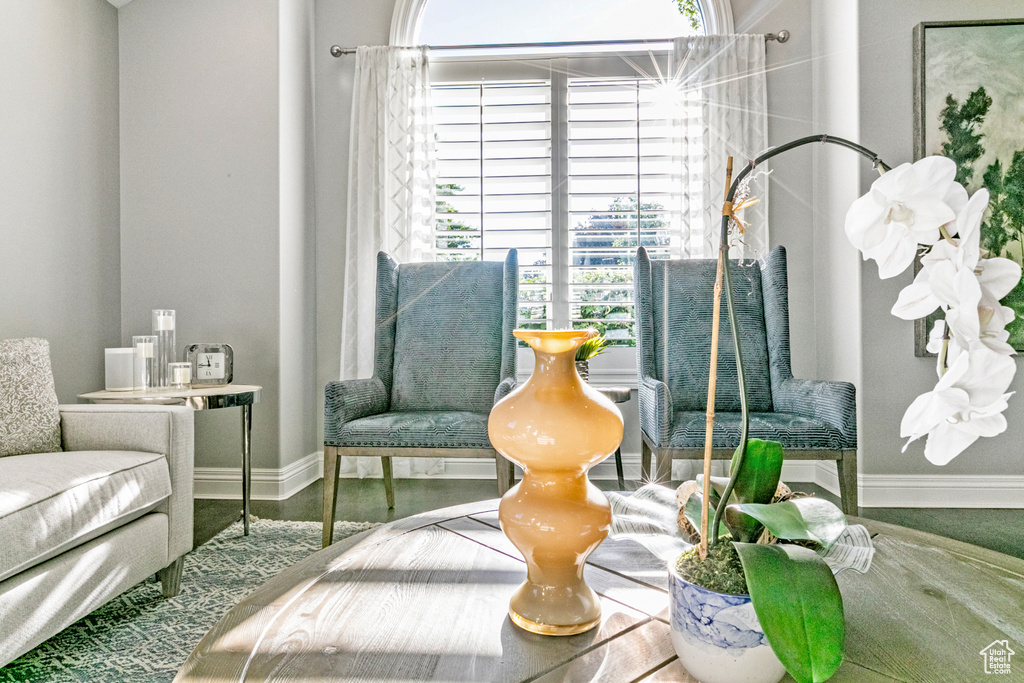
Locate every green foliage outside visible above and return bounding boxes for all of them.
[437,185,672,345]
[570,196,670,343]
[435,183,476,258]
[937,87,1024,348]
[673,0,702,32]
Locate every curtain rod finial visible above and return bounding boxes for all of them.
[330,45,344,58]
[767,30,790,43]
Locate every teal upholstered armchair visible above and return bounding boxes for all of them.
[322,250,518,546]
[633,246,858,514]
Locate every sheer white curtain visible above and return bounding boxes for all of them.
[672,34,768,482]
[675,34,768,260]
[339,46,438,478]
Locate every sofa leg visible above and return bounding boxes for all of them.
[641,439,653,481]
[382,456,395,510]
[837,450,859,516]
[322,446,341,548]
[158,556,185,598]
[655,448,673,484]
[495,453,514,495]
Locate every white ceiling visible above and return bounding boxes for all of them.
[107,0,134,7]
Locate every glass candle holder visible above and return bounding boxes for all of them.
[153,309,176,389]
[133,335,158,391]
[168,362,192,390]
[104,348,135,391]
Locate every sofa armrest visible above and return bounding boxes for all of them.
[324,378,389,445]
[773,378,857,449]
[638,375,672,446]
[494,376,516,404]
[59,404,194,562]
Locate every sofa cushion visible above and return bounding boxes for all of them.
[665,410,849,451]
[0,450,171,582]
[0,338,62,457]
[336,411,492,449]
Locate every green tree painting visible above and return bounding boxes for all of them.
[938,86,1024,348]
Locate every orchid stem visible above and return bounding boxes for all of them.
[709,134,891,549]
[937,335,950,378]
[937,224,957,246]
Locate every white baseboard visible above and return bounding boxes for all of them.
[859,474,1024,508]
[199,450,1024,508]
[194,451,323,501]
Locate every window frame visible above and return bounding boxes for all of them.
[397,0,733,386]
[390,0,734,45]
[432,52,693,387]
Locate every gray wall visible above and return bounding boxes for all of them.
[279,0,320,468]
[732,0,817,379]
[313,0,394,445]
[0,0,120,403]
[119,0,282,469]
[857,0,1024,478]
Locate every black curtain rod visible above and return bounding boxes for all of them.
[330,30,789,57]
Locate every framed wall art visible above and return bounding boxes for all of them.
[913,18,1024,355]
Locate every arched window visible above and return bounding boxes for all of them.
[395,0,734,377]
[391,0,734,45]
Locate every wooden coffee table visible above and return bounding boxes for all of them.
[175,500,1024,682]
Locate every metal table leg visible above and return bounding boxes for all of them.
[614,447,625,489]
[242,403,252,536]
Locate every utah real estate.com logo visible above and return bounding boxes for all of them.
[980,640,1015,675]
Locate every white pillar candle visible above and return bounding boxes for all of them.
[171,363,191,386]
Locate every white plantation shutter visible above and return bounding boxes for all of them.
[567,78,698,342]
[429,44,764,354]
[433,80,554,330]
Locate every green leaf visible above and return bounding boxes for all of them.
[734,542,845,683]
[684,491,727,541]
[729,498,848,549]
[729,439,784,504]
[721,439,784,542]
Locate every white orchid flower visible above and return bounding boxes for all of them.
[900,346,1016,465]
[845,156,959,279]
[891,189,988,321]
[926,319,966,377]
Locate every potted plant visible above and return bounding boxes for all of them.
[574,334,607,381]
[668,439,851,683]
[622,134,1021,683]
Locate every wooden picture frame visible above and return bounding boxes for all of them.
[912,18,1024,356]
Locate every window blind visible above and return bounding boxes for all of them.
[432,81,554,330]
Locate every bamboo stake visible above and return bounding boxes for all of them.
[699,156,733,561]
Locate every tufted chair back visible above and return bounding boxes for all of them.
[373,250,518,413]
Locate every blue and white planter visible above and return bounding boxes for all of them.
[668,564,787,683]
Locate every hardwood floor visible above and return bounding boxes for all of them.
[194,477,1024,560]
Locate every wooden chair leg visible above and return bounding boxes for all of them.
[496,453,514,495]
[158,556,185,597]
[322,446,341,548]
[382,455,395,509]
[655,447,673,483]
[837,450,859,516]
[641,439,653,481]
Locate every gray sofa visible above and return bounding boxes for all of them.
[0,403,194,666]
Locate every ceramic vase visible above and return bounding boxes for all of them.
[489,329,623,636]
[668,564,786,683]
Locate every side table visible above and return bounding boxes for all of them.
[597,386,631,489]
[78,384,262,535]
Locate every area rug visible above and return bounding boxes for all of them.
[0,518,380,683]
